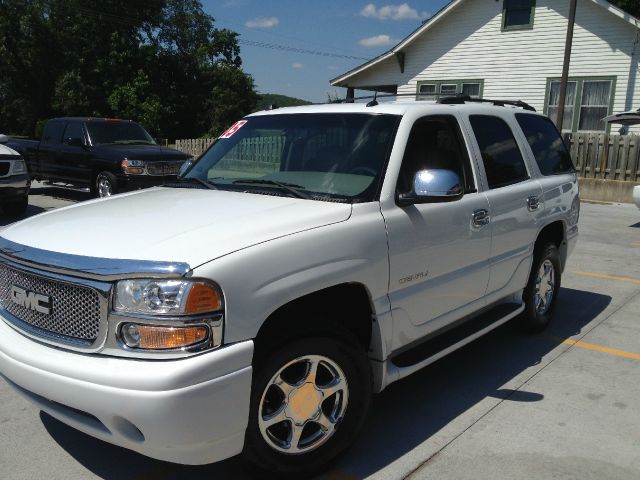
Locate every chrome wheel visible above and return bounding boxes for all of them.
[258,354,349,455]
[97,176,113,197]
[535,259,555,314]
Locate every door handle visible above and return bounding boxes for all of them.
[527,195,541,212]
[472,209,490,228]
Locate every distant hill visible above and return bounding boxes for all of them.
[255,93,312,111]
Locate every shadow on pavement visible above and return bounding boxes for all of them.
[40,287,610,480]
[0,204,46,227]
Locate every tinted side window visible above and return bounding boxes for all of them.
[42,120,65,144]
[469,115,529,189]
[62,122,85,143]
[398,115,475,194]
[515,113,574,175]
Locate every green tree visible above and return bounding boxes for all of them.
[0,0,257,138]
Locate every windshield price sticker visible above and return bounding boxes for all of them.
[219,120,247,139]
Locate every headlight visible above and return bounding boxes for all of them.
[12,159,27,175]
[121,159,147,175]
[114,279,223,316]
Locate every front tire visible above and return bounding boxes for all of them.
[242,335,372,477]
[518,243,561,333]
[2,196,28,217]
[93,171,118,198]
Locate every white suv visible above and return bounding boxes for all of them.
[0,98,579,476]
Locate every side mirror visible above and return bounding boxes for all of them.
[397,169,463,206]
[178,159,193,178]
[0,134,8,144]
[66,137,84,147]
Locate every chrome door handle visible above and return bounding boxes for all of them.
[527,195,541,212]
[472,209,490,227]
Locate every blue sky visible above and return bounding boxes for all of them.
[201,1,451,103]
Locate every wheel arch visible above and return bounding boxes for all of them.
[252,282,376,363]
[535,220,567,271]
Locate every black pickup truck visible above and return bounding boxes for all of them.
[7,118,191,197]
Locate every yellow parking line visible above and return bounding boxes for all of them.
[548,336,640,361]
[575,271,640,284]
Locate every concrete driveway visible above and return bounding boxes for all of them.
[1,186,639,480]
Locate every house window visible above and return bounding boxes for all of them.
[503,0,536,30]
[545,77,615,132]
[417,80,484,100]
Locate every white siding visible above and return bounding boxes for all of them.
[341,0,640,132]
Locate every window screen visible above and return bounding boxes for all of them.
[547,81,577,131]
[470,115,529,189]
[503,0,535,29]
[579,81,611,131]
[516,114,574,175]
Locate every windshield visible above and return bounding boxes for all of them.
[86,122,155,146]
[184,113,401,202]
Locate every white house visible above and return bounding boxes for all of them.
[331,0,640,133]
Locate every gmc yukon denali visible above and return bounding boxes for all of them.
[7,117,191,197]
[0,98,579,476]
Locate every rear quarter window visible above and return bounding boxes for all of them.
[515,114,574,175]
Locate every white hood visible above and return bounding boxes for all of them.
[1,187,352,268]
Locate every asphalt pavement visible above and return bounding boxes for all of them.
[0,186,639,480]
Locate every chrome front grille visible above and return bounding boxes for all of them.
[0,263,101,342]
[146,160,183,176]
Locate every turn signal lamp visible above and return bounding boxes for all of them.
[121,323,209,350]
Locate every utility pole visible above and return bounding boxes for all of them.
[556,0,578,130]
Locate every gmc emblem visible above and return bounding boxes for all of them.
[10,285,52,315]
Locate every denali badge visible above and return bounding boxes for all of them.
[10,285,52,315]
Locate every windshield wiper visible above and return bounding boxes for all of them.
[232,179,310,200]
[176,177,218,190]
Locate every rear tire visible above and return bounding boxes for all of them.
[93,171,118,198]
[2,196,28,217]
[517,243,561,333]
[242,335,372,477]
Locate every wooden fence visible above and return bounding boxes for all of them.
[177,133,640,183]
[564,133,640,182]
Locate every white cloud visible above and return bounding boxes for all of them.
[360,3,428,21]
[358,34,397,47]
[292,63,304,69]
[245,16,279,28]
[327,65,340,71]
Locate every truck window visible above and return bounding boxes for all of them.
[62,121,85,143]
[86,122,154,146]
[188,113,401,202]
[515,113,575,175]
[469,115,529,189]
[42,120,65,144]
[397,115,474,194]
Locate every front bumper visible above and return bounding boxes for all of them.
[116,174,178,192]
[0,318,253,465]
[0,174,30,201]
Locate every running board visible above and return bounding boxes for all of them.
[386,303,524,385]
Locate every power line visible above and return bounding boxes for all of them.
[237,39,369,61]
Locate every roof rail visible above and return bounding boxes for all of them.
[437,95,536,112]
[330,92,536,111]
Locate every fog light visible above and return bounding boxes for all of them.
[122,323,141,347]
[120,323,209,350]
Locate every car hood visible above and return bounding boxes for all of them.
[0,188,352,268]
[91,144,191,161]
